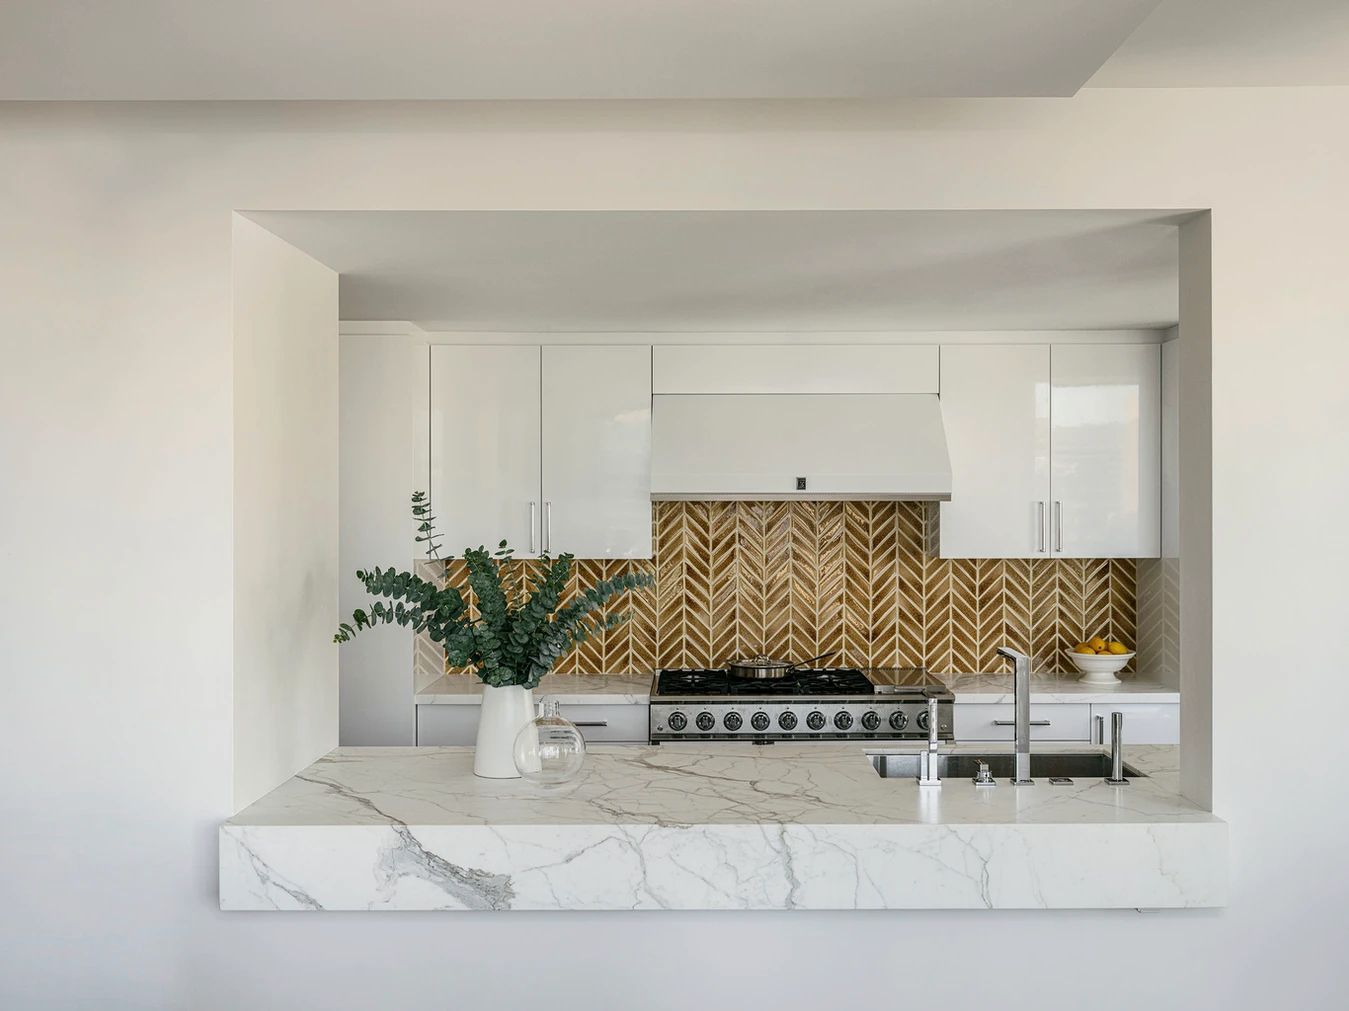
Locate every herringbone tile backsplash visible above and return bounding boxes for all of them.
[436,501,1136,677]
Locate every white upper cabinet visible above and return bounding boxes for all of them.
[430,344,653,561]
[1050,344,1161,558]
[653,344,938,394]
[938,345,1051,558]
[430,346,543,556]
[542,346,652,558]
[939,343,1161,559]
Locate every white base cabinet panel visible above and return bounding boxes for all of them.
[418,703,648,745]
[954,703,1091,742]
[1090,703,1179,745]
[955,702,1179,745]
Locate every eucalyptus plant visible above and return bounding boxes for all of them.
[334,492,653,689]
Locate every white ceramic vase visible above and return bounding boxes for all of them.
[473,684,536,779]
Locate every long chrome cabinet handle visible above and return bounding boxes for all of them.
[1054,500,1063,552]
[993,719,1051,727]
[544,500,552,553]
[529,501,537,554]
[571,721,609,728]
[1094,714,1105,744]
[1037,501,1047,552]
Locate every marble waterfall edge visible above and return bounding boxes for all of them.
[221,744,1226,912]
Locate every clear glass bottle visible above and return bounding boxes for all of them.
[512,698,586,788]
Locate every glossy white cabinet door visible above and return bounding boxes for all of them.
[542,346,652,558]
[938,345,1051,558]
[430,346,542,557]
[1050,344,1161,558]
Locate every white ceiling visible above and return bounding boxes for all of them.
[248,210,1181,332]
[1092,0,1349,87]
[0,1,1160,99]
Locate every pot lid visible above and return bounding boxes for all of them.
[728,653,791,669]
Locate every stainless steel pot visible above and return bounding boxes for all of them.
[725,650,838,679]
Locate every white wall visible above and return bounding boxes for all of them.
[232,215,339,806]
[1,93,1346,1009]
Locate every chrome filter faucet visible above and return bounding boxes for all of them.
[1106,711,1129,785]
[996,646,1034,785]
[918,697,941,786]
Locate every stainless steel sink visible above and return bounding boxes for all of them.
[869,752,1146,781]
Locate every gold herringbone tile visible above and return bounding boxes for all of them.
[434,500,1138,679]
[708,502,738,667]
[815,502,846,662]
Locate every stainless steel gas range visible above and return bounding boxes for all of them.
[649,666,954,743]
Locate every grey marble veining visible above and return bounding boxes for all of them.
[221,743,1223,911]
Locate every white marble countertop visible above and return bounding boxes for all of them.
[221,742,1223,911]
[945,673,1180,704]
[416,673,651,705]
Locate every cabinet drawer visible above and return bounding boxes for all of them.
[953,703,1091,742]
[417,702,649,746]
[416,705,480,746]
[558,704,649,743]
[1089,703,1179,745]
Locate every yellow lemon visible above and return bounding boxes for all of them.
[1087,636,1107,651]
[1073,645,1096,655]
[1107,641,1129,655]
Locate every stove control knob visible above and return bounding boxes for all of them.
[860,711,881,732]
[723,712,743,731]
[667,711,688,732]
[778,711,798,731]
[833,711,854,731]
[751,712,771,732]
[805,711,827,731]
[888,711,909,731]
[916,709,931,732]
[695,712,716,732]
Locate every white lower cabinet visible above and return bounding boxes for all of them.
[417,703,648,746]
[954,701,1179,744]
[1089,703,1179,745]
[953,703,1091,742]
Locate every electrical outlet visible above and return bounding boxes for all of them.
[795,476,807,491]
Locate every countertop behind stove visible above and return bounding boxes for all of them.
[417,671,1178,705]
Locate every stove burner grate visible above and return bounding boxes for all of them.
[655,667,876,697]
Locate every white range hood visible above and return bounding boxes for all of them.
[651,392,952,501]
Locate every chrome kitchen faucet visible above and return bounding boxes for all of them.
[996,646,1034,785]
[918,697,941,786]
